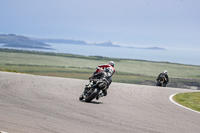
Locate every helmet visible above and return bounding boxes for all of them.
[109,61,115,67]
[164,70,167,74]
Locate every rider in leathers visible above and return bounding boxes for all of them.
[157,70,169,87]
[89,61,115,100]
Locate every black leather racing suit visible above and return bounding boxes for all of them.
[157,73,169,85]
[91,71,112,96]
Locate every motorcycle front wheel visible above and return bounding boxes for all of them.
[156,82,161,86]
[85,88,100,102]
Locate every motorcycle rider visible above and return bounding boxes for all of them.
[91,61,115,100]
[92,61,115,83]
[81,61,115,100]
[157,70,169,87]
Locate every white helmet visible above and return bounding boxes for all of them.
[164,70,167,74]
[109,61,115,67]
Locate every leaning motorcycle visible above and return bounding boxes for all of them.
[79,78,108,102]
[79,67,109,102]
[156,76,167,87]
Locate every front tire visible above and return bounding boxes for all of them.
[79,94,84,101]
[85,88,100,102]
[156,82,161,86]
[163,83,167,87]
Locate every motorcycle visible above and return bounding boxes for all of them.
[156,75,167,87]
[79,78,108,102]
[79,67,109,102]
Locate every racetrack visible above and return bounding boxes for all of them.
[0,72,200,133]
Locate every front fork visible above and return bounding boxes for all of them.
[82,81,94,98]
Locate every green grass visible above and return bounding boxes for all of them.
[173,92,200,112]
[1,49,200,79]
[0,48,200,89]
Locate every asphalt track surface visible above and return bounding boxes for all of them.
[0,72,200,133]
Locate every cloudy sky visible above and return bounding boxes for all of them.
[1,0,200,49]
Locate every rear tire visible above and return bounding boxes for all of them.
[85,88,100,102]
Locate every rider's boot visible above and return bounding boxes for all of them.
[96,92,104,100]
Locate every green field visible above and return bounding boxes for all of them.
[174,92,200,112]
[0,49,200,89]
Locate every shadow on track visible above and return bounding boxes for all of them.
[79,100,103,104]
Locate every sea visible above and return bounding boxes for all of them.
[0,43,200,66]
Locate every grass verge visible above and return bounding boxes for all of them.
[173,92,200,112]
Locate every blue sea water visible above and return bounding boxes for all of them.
[0,43,200,66]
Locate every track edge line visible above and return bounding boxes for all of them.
[169,93,200,114]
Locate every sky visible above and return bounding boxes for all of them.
[0,0,200,50]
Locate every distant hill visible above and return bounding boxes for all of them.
[126,46,166,50]
[0,34,166,50]
[91,42,121,47]
[33,38,88,45]
[0,34,52,49]
[33,38,121,47]
[34,38,165,50]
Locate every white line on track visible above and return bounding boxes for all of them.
[169,93,200,114]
